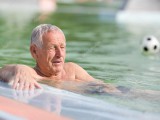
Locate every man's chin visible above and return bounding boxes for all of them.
[52,66,63,72]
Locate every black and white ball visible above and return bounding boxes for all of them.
[141,36,160,54]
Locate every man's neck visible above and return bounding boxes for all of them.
[34,65,65,80]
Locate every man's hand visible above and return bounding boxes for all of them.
[0,64,42,90]
[11,76,42,91]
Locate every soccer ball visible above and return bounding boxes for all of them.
[141,35,160,54]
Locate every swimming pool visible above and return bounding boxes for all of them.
[0,2,160,120]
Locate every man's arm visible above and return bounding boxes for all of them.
[0,64,42,90]
[72,63,121,94]
[0,64,15,82]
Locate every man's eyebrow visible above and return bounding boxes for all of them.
[46,44,56,48]
[49,44,56,46]
[48,44,66,47]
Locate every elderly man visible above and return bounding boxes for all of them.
[0,24,120,94]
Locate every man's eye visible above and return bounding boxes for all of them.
[48,46,56,50]
[61,46,66,48]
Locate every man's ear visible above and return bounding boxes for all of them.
[30,45,38,59]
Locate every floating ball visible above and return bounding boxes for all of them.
[141,36,160,54]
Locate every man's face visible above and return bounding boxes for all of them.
[36,31,66,75]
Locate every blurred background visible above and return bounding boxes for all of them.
[0,0,160,118]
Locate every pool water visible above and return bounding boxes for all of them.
[0,2,160,119]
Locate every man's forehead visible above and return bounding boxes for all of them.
[42,31,66,42]
[42,32,66,47]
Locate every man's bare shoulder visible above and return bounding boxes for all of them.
[0,64,33,71]
[64,62,77,73]
[64,62,83,72]
[15,64,35,72]
[64,62,78,69]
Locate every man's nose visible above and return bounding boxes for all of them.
[55,47,62,57]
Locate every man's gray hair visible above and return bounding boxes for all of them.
[31,24,64,48]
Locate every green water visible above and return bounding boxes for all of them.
[0,3,160,115]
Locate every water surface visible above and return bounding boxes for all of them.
[0,2,160,119]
